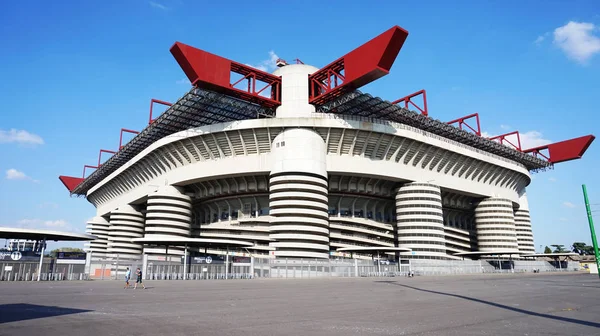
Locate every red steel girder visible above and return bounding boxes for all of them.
[119,128,139,150]
[392,89,428,116]
[98,149,117,166]
[83,165,98,178]
[309,25,409,105]
[489,131,522,151]
[170,42,282,108]
[447,113,482,136]
[523,135,595,164]
[149,99,173,124]
[58,176,85,192]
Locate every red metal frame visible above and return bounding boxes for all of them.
[149,99,172,124]
[489,131,522,151]
[119,128,139,150]
[447,113,482,136]
[83,165,98,178]
[523,135,595,164]
[391,89,428,116]
[170,42,282,108]
[98,149,117,166]
[58,176,85,192]
[308,25,409,105]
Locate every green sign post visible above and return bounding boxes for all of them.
[582,184,600,279]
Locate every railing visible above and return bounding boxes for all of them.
[0,272,90,281]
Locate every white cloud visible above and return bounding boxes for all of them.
[534,35,546,45]
[562,201,576,208]
[149,1,168,10]
[246,51,280,73]
[176,78,189,85]
[17,219,69,229]
[558,217,569,222]
[484,128,551,151]
[548,177,557,182]
[5,169,39,183]
[0,128,44,146]
[6,168,27,180]
[519,130,552,149]
[553,21,600,63]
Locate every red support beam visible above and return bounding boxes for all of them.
[149,99,172,124]
[170,42,282,108]
[98,149,117,167]
[391,89,428,116]
[119,128,139,150]
[523,135,595,164]
[489,131,522,151]
[58,176,85,192]
[447,113,482,136]
[83,165,98,178]
[308,25,409,105]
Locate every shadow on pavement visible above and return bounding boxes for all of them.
[375,281,600,329]
[0,303,92,324]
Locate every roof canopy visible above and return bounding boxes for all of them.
[316,91,552,171]
[68,88,275,196]
[0,227,96,241]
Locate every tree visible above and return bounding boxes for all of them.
[49,247,84,257]
[544,246,552,254]
[551,244,566,253]
[572,242,594,255]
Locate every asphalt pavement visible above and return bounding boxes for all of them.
[0,272,599,335]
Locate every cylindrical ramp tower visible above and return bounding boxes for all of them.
[107,205,145,258]
[143,185,192,256]
[396,182,447,259]
[269,128,330,259]
[514,191,535,254]
[475,198,519,252]
[85,216,110,258]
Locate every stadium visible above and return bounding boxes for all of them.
[59,26,594,277]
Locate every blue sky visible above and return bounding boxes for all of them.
[0,0,599,251]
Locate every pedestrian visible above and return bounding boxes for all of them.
[134,267,146,290]
[124,267,131,289]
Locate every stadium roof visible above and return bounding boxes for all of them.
[0,227,96,241]
[69,88,275,196]
[316,91,552,171]
[67,87,553,197]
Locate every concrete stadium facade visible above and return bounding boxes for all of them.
[81,64,538,264]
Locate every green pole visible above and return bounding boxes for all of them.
[582,184,600,279]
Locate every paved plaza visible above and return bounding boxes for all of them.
[0,273,599,335]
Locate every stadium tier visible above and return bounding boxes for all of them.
[60,26,594,266]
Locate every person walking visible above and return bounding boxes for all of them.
[133,267,146,290]
[124,267,131,289]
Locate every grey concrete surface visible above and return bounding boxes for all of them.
[0,273,599,335]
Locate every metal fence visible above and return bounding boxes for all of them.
[2,256,582,282]
[0,259,88,281]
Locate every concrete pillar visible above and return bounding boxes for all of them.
[269,128,330,259]
[143,185,192,257]
[396,182,447,259]
[474,197,519,253]
[514,190,535,254]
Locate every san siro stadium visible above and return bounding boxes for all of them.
[60,26,594,278]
